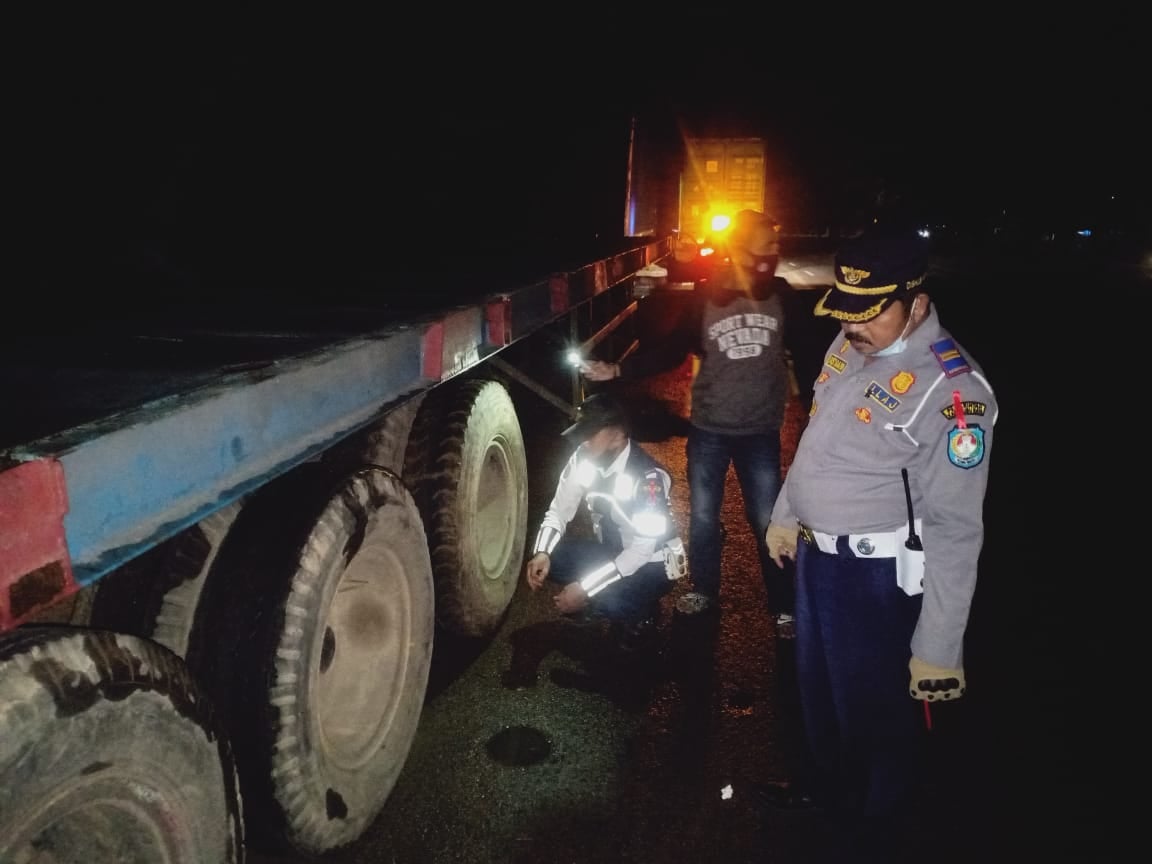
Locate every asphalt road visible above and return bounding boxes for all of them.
[247,238,1142,863]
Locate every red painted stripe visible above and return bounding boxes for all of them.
[550,275,569,315]
[422,322,444,381]
[486,298,511,347]
[0,459,76,630]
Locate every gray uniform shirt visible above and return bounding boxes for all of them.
[771,306,998,668]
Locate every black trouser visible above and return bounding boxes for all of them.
[795,537,927,860]
[547,537,671,626]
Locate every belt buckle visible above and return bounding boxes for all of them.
[798,524,815,545]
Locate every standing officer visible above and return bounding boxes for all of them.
[763,226,998,862]
[525,392,687,646]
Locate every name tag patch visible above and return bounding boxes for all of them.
[940,400,987,420]
[865,381,901,412]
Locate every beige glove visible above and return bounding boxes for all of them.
[765,522,798,567]
[909,655,966,701]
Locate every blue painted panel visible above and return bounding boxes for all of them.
[5,237,672,585]
[44,332,427,581]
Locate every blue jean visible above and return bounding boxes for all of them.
[794,538,926,854]
[547,537,672,625]
[686,425,792,616]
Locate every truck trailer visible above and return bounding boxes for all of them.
[679,136,769,244]
[0,243,675,861]
[1,79,697,858]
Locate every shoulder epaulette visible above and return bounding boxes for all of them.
[930,338,972,378]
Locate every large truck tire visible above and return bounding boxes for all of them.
[190,465,435,856]
[328,392,426,477]
[0,626,244,863]
[404,378,528,638]
[89,502,245,657]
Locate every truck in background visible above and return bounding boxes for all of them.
[1,81,688,859]
[679,137,768,244]
[665,136,770,284]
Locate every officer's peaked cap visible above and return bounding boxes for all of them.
[815,225,929,322]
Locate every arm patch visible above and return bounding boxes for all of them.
[946,425,986,468]
[930,338,972,378]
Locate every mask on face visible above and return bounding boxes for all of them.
[873,298,918,357]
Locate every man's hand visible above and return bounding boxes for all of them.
[525,552,550,591]
[581,360,619,382]
[909,655,966,701]
[554,582,588,614]
[765,522,798,567]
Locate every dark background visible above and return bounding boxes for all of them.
[8,12,1144,858]
[13,12,1149,311]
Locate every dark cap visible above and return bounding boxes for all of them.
[815,226,929,322]
[561,392,629,442]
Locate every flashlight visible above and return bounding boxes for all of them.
[566,349,590,372]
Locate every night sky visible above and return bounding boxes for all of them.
[14,13,1149,299]
[658,29,1149,238]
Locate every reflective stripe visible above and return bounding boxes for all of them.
[633,511,667,537]
[613,473,634,500]
[533,525,562,556]
[579,561,622,596]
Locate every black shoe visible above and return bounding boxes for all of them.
[750,781,819,811]
[612,617,658,653]
[773,612,796,640]
[633,616,657,634]
[675,591,717,616]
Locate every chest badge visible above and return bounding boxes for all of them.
[890,371,915,394]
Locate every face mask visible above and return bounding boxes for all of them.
[751,253,777,274]
[873,298,918,357]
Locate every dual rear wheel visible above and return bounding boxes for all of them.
[76,377,528,855]
[0,627,244,863]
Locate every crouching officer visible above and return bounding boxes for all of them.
[525,392,687,644]
[763,225,999,862]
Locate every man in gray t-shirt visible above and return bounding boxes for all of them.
[584,210,804,635]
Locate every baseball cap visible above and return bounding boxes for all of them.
[814,226,929,322]
[561,392,629,442]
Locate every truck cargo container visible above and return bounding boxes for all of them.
[679,136,769,244]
